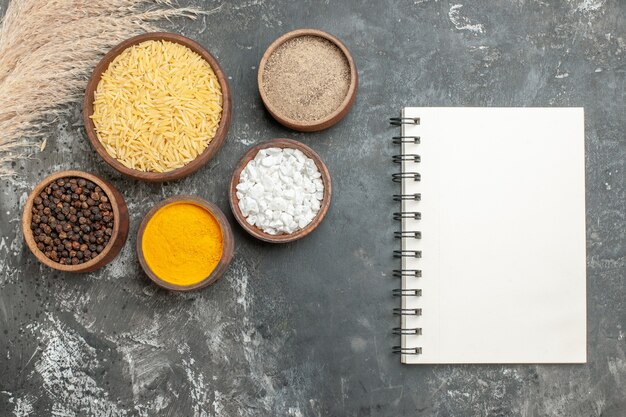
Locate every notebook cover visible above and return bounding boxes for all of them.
[400,107,586,364]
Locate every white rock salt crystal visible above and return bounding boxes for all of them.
[236,182,251,192]
[250,183,265,198]
[283,189,295,200]
[280,212,293,225]
[303,180,315,193]
[246,164,258,178]
[261,175,275,190]
[295,191,304,205]
[236,147,325,235]
[269,197,287,211]
[261,156,276,167]
[247,198,258,213]
[279,173,291,184]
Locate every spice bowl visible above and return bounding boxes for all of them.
[22,170,129,273]
[229,138,332,243]
[136,196,234,291]
[83,32,232,182]
[258,29,358,132]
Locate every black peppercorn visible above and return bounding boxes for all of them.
[30,176,114,265]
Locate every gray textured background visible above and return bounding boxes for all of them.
[1,0,625,416]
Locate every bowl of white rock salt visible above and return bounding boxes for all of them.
[229,138,331,243]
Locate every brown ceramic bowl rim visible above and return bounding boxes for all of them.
[229,138,332,243]
[21,170,124,272]
[136,195,235,291]
[257,28,358,131]
[83,32,232,182]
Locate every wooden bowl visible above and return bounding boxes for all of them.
[229,139,332,243]
[83,32,232,182]
[136,196,234,291]
[258,29,358,132]
[21,170,129,273]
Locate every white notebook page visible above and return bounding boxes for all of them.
[400,107,586,364]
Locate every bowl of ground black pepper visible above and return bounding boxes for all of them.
[22,170,129,273]
[258,29,358,132]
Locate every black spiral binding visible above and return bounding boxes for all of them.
[390,117,421,126]
[393,308,422,316]
[392,136,420,144]
[393,154,421,163]
[393,269,422,278]
[392,172,420,183]
[393,327,423,335]
[392,289,422,296]
[394,231,421,239]
[393,193,421,202]
[392,346,423,354]
[393,250,421,258]
[391,115,422,356]
[393,212,421,220]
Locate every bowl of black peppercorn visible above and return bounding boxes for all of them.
[22,170,129,273]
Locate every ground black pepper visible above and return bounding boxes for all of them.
[30,177,114,265]
[262,35,351,122]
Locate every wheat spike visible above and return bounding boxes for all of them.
[0,0,205,177]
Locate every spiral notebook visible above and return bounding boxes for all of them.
[392,107,586,364]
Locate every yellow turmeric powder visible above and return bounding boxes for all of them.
[142,202,223,286]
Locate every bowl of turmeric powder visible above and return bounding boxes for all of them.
[136,195,234,291]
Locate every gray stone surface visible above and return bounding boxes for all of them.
[1,0,625,416]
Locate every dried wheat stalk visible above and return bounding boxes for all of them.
[0,0,205,177]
